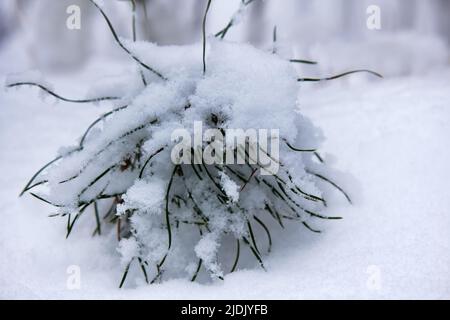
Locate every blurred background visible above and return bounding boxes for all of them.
[0,0,448,78]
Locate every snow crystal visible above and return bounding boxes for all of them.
[219,171,240,203]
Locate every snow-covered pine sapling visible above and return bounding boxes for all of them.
[9,0,381,287]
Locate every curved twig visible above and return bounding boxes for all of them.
[314,152,324,163]
[129,0,148,86]
[191,227,203,282]
[264,202,284,228]
[30,192,64,208]
[165,165,179,250]
[139,147,165,178]
[21,105,131,196]
[306,170,352,204]
[79,105,129,146]
[247,220,260,255]
[78,165,116,200]
[281,214,322,233]
[298,69,382,82]
[20,156,62,196]
[7,82,119,103]
[66,202,92,238]
[230,239,240,273]
[242,236,265,270]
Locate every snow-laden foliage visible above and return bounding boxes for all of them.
[11,0,353,286]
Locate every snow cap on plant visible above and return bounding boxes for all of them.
[10,0,380,287]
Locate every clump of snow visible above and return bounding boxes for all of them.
[13,38,334,284]
[117,238,139,266]
[118,179,166,215]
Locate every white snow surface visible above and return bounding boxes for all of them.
[1,42,450,299]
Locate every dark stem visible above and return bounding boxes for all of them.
[7,82,119,103]
[139,147,165,178]
[119,258,134,288]
[88,0,166,80]
[289,59,318,65]
[202,0,212,75]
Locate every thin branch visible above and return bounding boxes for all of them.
[265,202,284,229]
[139,147,165,179]
[242,236,265,270]
[274,179,341,220]
[130,0,137,42]
[202,163,228,198]
[119,258,134,288]
[214,0,257,39]
[202,0,212,74]
[191,227,203,282]
[7,82,119,103]
[281,214,322,233]
[272,25,277,54]
[253,215,272,253]
[230,239,240,273]
[20,156,62,196]
[66,202,92,238]
[165,165,179,250]
[93,201,101,236]
[240,167,257,192]
[60,119,157,184]
[21,180,48,194]
[30,192,64,208]
[20,103,128,196]
[79,105,129,147]
[284,140,316,152]
[247,220,260,255]
[78,164,115,200]
[129,0,148,86]
[137,257,149,284]
[314,152,324,163]
[306,170,352,204]
[298,69,383,82]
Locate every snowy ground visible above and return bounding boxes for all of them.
[1,44,449,299]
